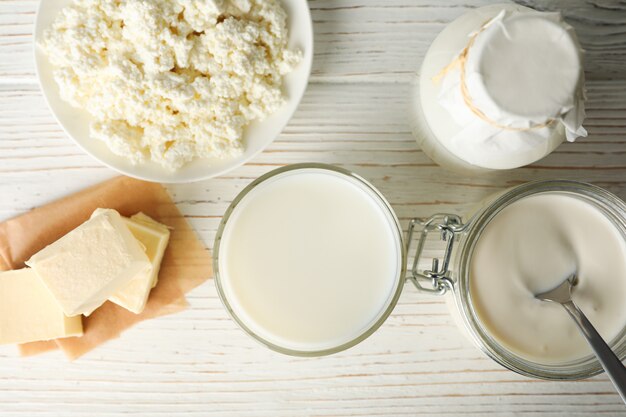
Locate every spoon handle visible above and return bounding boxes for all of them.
[562,300,626,403]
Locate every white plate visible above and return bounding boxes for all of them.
[34,0,313,183]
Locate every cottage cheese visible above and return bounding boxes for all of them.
[42,0,301,170]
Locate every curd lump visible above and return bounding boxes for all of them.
[41,0,301,170]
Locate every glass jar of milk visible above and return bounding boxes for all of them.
[214,164,406,356]
[410,4,587,173]
[213,164,626,380]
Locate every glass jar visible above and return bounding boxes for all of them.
[410,179,626,380]
[410,3,586,173]
[214,164,626,380]
[213,163,406,357]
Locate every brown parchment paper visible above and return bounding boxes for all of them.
[0,176,212,360]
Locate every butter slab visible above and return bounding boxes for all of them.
[26,209,152,317]
[129,212,170,288]
[109,213,170,314]
[0,268,83,345]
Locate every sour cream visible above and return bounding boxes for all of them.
[470,193,626,364]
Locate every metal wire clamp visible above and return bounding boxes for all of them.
[406,213,464,295]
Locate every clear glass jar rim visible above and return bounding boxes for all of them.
[212,163,407,356]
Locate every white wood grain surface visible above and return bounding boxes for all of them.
[1,0,626,416]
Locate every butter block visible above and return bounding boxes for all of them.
[128,212,170,289]
[0,268,83,345]
[109,213,170,314]
[26,209,152,317]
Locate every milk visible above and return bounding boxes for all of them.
[218,168,403,353]
[412,4,585,172]
[470,193,626,364]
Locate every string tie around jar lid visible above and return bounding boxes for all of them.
[432,16,556,132]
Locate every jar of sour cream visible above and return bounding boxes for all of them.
[213,164,626,380]
[410,180,626,380]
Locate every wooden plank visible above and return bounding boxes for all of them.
[1,80,625,223]
[1,1,624,84]
[0,288,623,416]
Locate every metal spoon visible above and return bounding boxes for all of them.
[535,273,626,403]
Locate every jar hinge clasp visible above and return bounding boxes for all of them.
[406,214,464,295]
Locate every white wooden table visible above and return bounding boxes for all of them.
[1,0,626,415]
